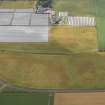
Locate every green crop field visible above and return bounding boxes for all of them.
[0,92,54,105]
[52,0,96,16]
[96,0,105,50]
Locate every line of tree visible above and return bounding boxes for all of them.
[37,0,52,8]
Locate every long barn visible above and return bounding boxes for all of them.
[0,9,48,42]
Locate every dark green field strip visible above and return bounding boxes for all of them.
[96,0,105,50]
[96,17,105,50]
[0,37,70,54]
[0,43,70,54]
[0,92,50,105]
[49,93,54,105]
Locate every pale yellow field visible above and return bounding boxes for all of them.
[54,92,105,105]
[0,0,35,9]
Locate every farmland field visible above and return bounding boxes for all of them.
[96,0,105,50]
[0,0,105,89]
[0,26,103,89]
[0,0,35,9]
[0,52,105,89]
[0,92,53,105]
[52,0,96,16]
[54,92,105,105]
[52,0,105,50]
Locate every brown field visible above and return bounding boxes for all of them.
[54,92,105,105]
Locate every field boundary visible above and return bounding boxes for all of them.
[1,79,105,93]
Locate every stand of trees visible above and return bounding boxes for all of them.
[37,0,52,8]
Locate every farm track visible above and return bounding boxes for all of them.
[0,80,105,93]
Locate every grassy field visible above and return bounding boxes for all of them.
[50,26,97,53]
[54,92,105,105]
[0,52,105,88]
[0,0,35,9]
[52,0,96,16]
[96,0,105,50]
[0,92,52,105]
[52,0,105,50]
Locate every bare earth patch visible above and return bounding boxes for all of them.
[54,92,105,105]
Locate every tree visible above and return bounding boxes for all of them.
[37,0,52,8]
